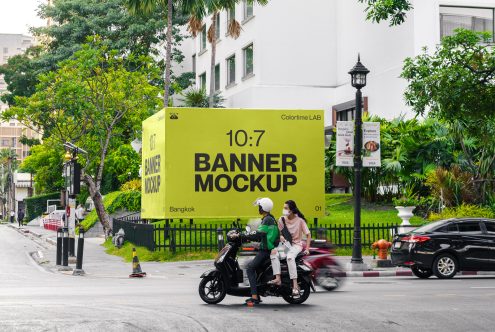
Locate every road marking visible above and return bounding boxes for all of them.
[471,287,495,289]
[383,294,406,297]
[435,293,457,296]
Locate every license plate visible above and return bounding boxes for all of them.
[393,241,402,249]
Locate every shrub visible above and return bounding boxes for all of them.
[24,192,60,221]
[426,166,476,207]
[429,204,495,221]
[80,190,141,231]
[120,179,141,192]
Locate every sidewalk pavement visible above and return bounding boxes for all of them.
[9,224,495,279]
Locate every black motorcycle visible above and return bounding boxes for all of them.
[198,227,313,305]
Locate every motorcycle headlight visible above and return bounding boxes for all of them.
[215,245,231,263]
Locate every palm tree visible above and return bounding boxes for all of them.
[180,0,268,107]
[126,0,174,108]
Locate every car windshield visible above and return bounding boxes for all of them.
[411,220,449,234]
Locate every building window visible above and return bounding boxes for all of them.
[227,7,235,30]
[336,109,355,122]
[243,0,253,20]
[440,6,495,41]
[200,25,207,51]
[226,55,236,85]
[215,64,220,91]
[199,72,207,90]
[1,139,9,146]
[215,13,221,39]
[243,44,253,77]
[332,98,368,126]
[192,54,196,74]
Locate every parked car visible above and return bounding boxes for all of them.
[391,218,495,279]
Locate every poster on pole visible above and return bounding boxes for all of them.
[141,108,325,218]
[363,122,381,167]
[335,121,354,167]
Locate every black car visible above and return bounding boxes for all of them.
[391,218,495,279]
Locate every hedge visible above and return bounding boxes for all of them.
[24,192,61,221]
[80,190,141,232]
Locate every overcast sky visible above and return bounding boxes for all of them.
[0,0,45,35]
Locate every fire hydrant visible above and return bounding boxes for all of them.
[372,239,392,260]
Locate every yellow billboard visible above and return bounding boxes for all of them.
[141,108,324,218]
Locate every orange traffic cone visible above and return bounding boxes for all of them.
[129,248,146,278]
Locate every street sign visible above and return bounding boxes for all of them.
[141,108,325,219]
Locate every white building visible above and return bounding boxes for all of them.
[174,0,495,127]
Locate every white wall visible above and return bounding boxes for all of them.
[175,0,495,123]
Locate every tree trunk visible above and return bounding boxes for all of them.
[164,0,173,108]
[209,13,217,108]
[83,174,112,237]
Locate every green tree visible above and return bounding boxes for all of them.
[179,87,224,107]
[358,0,413,26]
[1,0,186,108]
[4,42,161,235]
[105,145,141,185]
[0,149,19,217]
[402,29,495,203]
[19,140,64,194]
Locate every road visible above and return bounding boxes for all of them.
[1,224,494,332]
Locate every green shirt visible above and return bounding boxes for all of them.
[258,214,279,251]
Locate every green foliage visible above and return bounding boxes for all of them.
[19,141,64,194]
[80,190,141,231]
[105,144,141,184]
[107,190,141,214]
[425,166,476,207]
[402,29,495,204]
[24,192,60,221]
[429,204,495,221]
[121,179,142,191]
[358,0,413,26]
[179,87,225,107]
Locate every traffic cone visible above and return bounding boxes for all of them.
[129,248,146,278]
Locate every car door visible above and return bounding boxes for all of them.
[479,221,495,270]
[455,221,489,270]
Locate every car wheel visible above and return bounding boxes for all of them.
[433,254,458,279]
[411,266,433,279]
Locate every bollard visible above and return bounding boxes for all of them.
[73,228,85,276]
[217,227,224,251]
[69,237,75,257]
[62,227,69,266]
[56,228,63,266]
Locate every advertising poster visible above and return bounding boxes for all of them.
[141,108,325,218]
[335,121,354,167]
[363,122,381,167]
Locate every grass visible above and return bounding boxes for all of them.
[103,194,428,262]
[103,238,217,262]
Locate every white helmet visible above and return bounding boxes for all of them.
[254,197,274,213]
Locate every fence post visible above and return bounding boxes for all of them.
[164,219,169,239]
[317,227,325,240]
[217,227,224,251]
[169,228,176,254]
[314,218,318,228]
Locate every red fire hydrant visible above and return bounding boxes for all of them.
[372,239,392,260]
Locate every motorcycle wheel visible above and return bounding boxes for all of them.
[198,276,226,304]
[282,279,311,304]
[316,264,344,291]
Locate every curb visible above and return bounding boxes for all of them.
[341,270,495,277]
[343,270,413,277]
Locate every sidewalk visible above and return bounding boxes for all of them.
[9,224,495,279]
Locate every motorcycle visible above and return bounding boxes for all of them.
[198,227,314,305]
[303,240,345,291]
[240,239,345,291]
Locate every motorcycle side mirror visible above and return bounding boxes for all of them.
[245,225,251,232]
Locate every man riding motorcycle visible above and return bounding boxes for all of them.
[232,197,279,306]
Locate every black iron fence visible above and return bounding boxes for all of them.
[112,216,418,253]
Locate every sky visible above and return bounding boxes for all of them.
[0,0,46,35]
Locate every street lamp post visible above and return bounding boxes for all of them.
[348,55,369,271]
